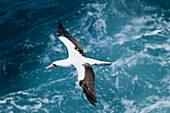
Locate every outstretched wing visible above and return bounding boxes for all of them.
[75,63,97,106]
[57,21,86,57]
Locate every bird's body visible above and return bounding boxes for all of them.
[46,22,112,106]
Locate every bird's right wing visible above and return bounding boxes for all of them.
[75,63,97,106]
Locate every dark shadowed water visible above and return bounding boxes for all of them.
[0,0,170,112]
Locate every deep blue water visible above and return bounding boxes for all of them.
[0,0,170,112]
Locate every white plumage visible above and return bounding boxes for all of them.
[46,21,112,106]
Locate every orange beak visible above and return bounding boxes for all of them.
[45,64,55,69]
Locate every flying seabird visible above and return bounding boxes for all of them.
[46,21,112,106]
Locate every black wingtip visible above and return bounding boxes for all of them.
[57,21,62,29]
[86,93,97,106]
[57,21,69,37]
[57,21,64,36]
[92,102,97,106]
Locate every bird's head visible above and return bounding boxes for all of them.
[45,62,58,69]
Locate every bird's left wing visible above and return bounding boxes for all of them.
[56,21,86,57]
[75,63,97,106]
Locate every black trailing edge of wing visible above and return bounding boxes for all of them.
[56,21,86,57]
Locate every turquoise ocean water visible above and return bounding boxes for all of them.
[0,0,170,112]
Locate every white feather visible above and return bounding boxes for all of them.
[54,36,111,81]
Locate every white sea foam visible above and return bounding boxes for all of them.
[49,34,64,52]
[87,11,93,16]
[132,75,139,84]
[52,45,64,52]
[144,43,170,51]
[52,95,64,107]
[111,46,169,75]
[140,101,170,113]
[93,18,107,35]
[0,98,11,104]
[41,34,65,64]
[111,53,140,70]
[80,2,107,41]
[115,76,119,89]
[99,99,113,113]
[121,99,137,113]
[120,95,170,113]
[23,43,34,49]
[115,29,163,45]
[49,34,56,41]
[114,15,165,46]
[134,29,162,40]
[17,91,30,95]
[42,55,50,63]
[132,17,146,25]
[10,100,28,110]
[143,30,161,36]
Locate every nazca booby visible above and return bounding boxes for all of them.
[46,21,112,106]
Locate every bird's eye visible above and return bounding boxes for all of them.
[53,64,57,67]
